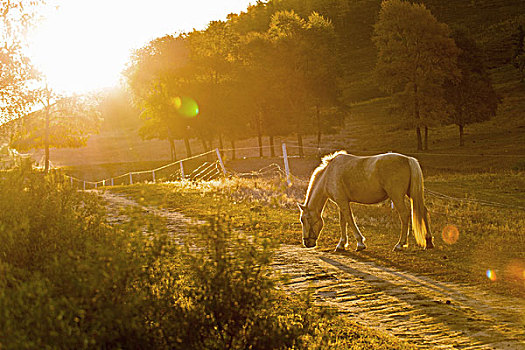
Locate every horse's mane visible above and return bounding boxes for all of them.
[304,150,347,204]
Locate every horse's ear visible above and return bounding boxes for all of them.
[297,203,306,211]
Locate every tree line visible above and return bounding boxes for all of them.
[124,0,502,157]
[124,10,341,160]
[3,0,524,168]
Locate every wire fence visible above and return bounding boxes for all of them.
[58,143,524,212]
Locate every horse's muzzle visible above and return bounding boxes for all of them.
[303,238,317,248]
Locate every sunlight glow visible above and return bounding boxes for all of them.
[505,259,525,287]
[441,224,459,245]
[25,0,253,94]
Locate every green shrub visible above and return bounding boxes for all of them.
[0,166,156,348]
[0,167,412,349]
[0,167,315,349]
[145,217,310,349]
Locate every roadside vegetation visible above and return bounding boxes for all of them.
[0,166,416,349]
[110,173,525,300]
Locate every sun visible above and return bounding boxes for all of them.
[27,1,132,94]
[25,0,253,95]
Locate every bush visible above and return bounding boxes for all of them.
[0,165,156,348]
[0,167,414,349]
[0,167,316,349]
[146,217,312,349]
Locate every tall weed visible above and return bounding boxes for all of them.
[1,167,390,349]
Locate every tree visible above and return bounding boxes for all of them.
[187,20,247,156]
[267,10,311,157]
[303,12,340,148]
[1,0,42,123]
[138,83,194,160]
[511,24,525,82]
[125,35,196,159]
[237,30,290,158]
[10,87,101,173]
[99,87,141,132]
[373,0,459,151]
[444,30,499,146]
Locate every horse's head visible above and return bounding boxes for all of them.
[298,203,323,248]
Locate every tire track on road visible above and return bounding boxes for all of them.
[275,245,525,349]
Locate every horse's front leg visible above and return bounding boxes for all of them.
[336,200,366,251]
[335,209,348,252]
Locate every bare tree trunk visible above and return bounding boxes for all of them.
[184,137,192,158]
[168,138,177,161]
[269,135,275,157]
[316,104,321,148]
[297,133,304,157]
[255,112,264,158]
[416,127,423,151]
[424,126,429,151]
[200,138,209,153]
[414,84,423,151]
[257,133,263,158]
[459,124,465,147]
[44,106,50,174]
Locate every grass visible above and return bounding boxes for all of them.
[109,172,525,300]
[0,167,417,349]
[48,62,524,184]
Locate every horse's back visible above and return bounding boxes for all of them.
[324,152,411,203]
[372,153,412,193]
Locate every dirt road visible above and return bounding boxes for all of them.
[101,191,525,349]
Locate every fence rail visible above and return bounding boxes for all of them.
[65,146,294,190]
[61,143,524,211]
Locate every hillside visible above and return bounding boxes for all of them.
[338,0,525,101]
[27,0,525,178]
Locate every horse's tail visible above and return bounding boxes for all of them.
[408,157,432,249]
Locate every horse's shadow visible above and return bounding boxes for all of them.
[307,247,519,347]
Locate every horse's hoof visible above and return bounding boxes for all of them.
[426,238,435,249]
[355,243,366,252]
[393,244,407,251]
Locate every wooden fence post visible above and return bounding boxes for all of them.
[216,148,227,176]
[129,173,133,185]
[180,161,185,179]
[152,170,156,183]
[282,143,291,186]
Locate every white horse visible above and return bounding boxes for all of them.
[298,151,434,251]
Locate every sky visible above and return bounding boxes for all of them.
[26,0,254,95]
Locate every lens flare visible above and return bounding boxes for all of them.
[172,96,199,118]
[486,269,497,282]
[441,224,459,245]
[172,96,182,109]
[505,259,525,287]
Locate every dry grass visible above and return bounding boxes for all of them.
[111,170,525,299]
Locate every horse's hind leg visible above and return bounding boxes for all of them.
[335,209,348,252]
[424,209,434,249]
[337,201,366,251]
[392,196,410,251]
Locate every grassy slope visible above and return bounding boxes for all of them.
[49,1,523,177]
[109,173,524,299]
[108,181,418,350]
